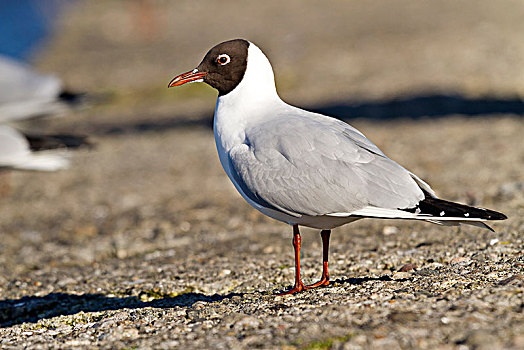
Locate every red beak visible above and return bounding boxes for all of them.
[168,69,207,87]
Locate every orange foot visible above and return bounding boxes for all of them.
[278,281,305,295]
[305,278,329,290]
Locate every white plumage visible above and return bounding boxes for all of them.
[0,125,70,171]
[0,55,88,172]
[0,55,73,123]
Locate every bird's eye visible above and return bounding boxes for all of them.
[216,54,231,65]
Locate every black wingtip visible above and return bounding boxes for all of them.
[403,194,507,221]
[485,223,495,233]
[469,206,507,221]
[58,90,86,106]
[489,211,507,221]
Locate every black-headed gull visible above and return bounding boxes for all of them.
[169,39,507,294]
[0,55,91,173]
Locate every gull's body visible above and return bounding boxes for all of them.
[169,39,506,294]
[213,43,435,230]
[0,56,90,173]
[0,55,81,123]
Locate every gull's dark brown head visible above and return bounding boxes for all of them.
[168,39,249,96]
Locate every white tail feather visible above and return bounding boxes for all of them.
[13,152,70,171]
[328,206,495,231]
[329,206,490,222]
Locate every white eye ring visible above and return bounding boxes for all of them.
[216,54,231,65]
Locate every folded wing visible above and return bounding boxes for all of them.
[228,110,425,217]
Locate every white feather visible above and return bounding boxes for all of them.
[0,125,70,171]
[331,206,490,222]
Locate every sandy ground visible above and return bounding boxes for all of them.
[1,1,523,349]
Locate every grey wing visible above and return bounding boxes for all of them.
[228,112,425,217]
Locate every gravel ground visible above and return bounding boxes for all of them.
[1,1,523,349]
[1,118,521,349]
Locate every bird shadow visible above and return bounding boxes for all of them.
[333,274,410,285]
[0,291,243,328]
[1,274,411,327]
[275,274,410,294]
[96,115,214,135]
[82,93,524,136]
[310,93,524,120]
[51,92,524,137]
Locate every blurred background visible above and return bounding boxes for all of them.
[1,1,523,346]
[1,0,523,305]
[6,0,524,124]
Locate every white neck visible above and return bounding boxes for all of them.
[221,43,279,105]
[214,42,283,151]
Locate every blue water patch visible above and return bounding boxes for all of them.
[0,0,70,61]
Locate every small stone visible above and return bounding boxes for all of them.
[389,311,419,323]
[392,272,411,280]
[489,238,499,246]
[398,263,417,272]
[122,328,139,338]
[219,269,232,276]
[450,257,470,265]
[382,226,399,235]
[179,221,191,232]
[113,311,129,322]
[498,274,522,286]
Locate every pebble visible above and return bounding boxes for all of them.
[450,257,470,265]
[398,263,417,272]
[489,238,499,246]
[382,226,399,235]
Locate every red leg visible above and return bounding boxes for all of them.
[305,230,331,289]
[279,224,305,295]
